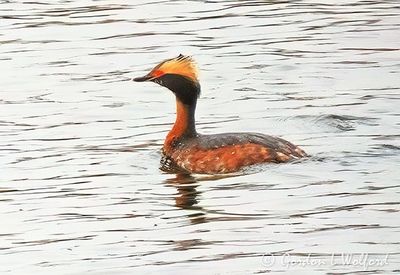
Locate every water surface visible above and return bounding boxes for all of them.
[1,0,400,274]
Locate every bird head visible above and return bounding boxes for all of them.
[133,54,201,105]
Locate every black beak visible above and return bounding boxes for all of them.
[132,75,152,82]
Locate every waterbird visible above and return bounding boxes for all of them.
[133,54,307,174]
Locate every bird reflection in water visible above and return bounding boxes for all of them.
[164,173,206,224]
[164,173,239,225]
[166,173,199,208]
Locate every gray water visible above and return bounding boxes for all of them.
[1,1,400,274]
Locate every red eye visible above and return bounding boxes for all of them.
[151,69,164,78]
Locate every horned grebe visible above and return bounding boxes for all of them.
[133,54,306,174]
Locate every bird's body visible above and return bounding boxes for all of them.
[161,132,306,174]
[134,55,307,174]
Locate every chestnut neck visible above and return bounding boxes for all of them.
[164,97,197,152]
[157,73,200,153]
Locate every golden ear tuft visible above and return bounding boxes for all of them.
[151,54,199,82]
